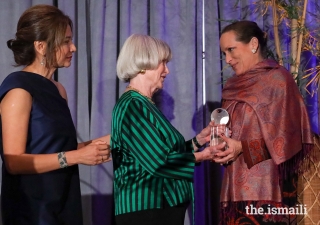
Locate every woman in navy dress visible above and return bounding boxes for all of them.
[0,5,111,225]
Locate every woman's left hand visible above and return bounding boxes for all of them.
[212,133,242,165]
[194,121,215,147]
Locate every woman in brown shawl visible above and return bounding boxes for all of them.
[213,20,314,224]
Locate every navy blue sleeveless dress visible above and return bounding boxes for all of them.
[0,71,83,225]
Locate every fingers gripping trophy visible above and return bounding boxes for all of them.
[210,108,229,148]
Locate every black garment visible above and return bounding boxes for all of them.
[0,72,83,225]
[115,198,189,225]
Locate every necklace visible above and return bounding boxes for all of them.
[126,85,155,104]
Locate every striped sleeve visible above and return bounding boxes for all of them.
[185,139,194,152]
[122,99,195,180]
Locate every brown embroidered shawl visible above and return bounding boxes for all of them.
[219,59,314,205]
[222,59,313,168]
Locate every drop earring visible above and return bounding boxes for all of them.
[40,56,45,66]
[252,49,256,54]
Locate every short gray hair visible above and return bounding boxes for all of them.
[116,34,172,82]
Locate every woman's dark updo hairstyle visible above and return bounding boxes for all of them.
[7,4,73,67]
[221,20,268,58]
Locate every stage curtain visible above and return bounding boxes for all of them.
[0,0,318,224]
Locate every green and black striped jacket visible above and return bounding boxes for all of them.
[111,90,196,215]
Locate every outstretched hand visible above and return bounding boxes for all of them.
[194,141,226,162]
[194,121,215,148]
[212,133,242,165]
[77,140,111,165]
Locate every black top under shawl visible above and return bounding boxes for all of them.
[0,71,83,225]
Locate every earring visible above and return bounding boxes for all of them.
[140,69,146,74]
[252,49,256,54]
[40,56,45,66]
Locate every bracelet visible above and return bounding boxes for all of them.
[58,152,68,168]
[192,136,204,148]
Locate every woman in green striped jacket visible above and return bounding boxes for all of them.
[111,34,225,225]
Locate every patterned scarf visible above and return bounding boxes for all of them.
[222,59,314,174]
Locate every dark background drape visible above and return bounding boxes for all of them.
[0,1,318,224]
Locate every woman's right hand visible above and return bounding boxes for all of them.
[212,133,242,165]
[67,140,111,166]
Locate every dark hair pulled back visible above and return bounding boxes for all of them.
[221,20,268,58]
[7,4,73,67]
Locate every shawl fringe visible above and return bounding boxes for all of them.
[278,142,315,180]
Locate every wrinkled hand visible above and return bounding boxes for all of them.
[194,141,226,162]
[212,133,242,165]
[195,121,215,146]
[196,122,232,146]
[77,140,111,165]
